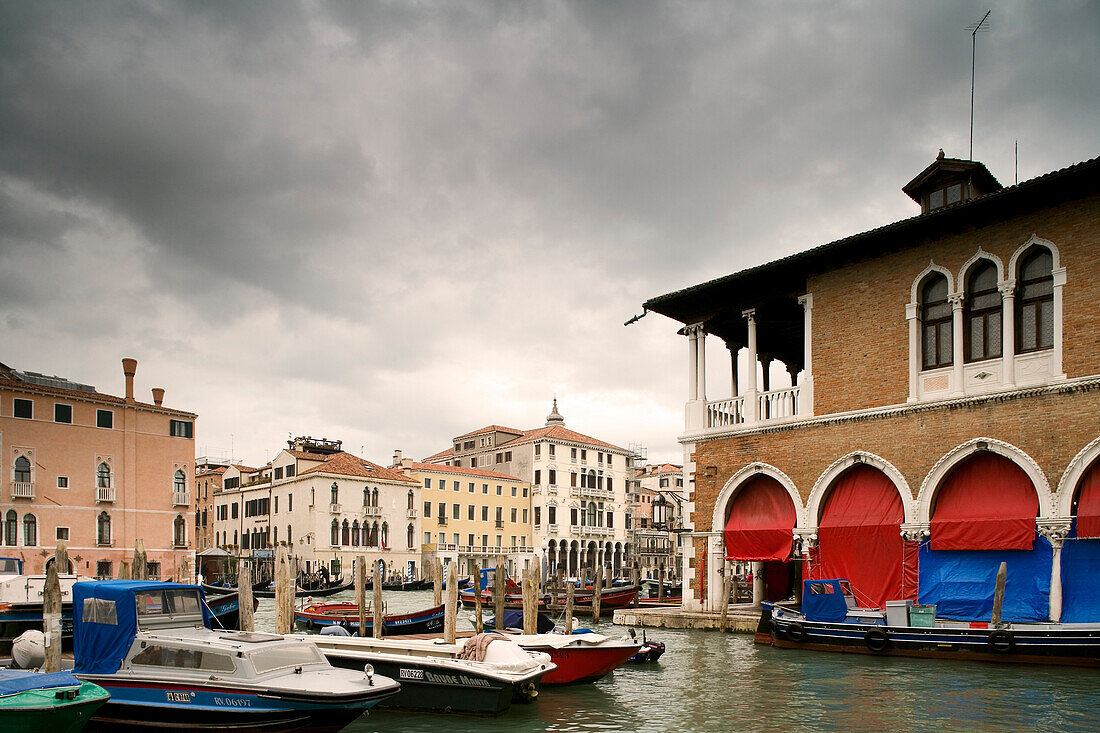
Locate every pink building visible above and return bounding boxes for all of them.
[0,358,196,578]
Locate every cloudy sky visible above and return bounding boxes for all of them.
[2,1,1097,468]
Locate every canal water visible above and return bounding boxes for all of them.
[254,589,1100,732]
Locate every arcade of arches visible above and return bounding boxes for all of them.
[715,443,1100,623]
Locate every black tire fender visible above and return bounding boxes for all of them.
[785,621,806,643]
[864,627,889,652]
[988,628,1015,652]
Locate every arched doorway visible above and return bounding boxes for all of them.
[920,451,1049,621]
[815,464,904,608]
[722,474,797,602]
[1062,457,1100,622]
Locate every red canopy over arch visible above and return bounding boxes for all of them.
[817,464,904,607]
[931,452,1038,550]
[723,474,796,562]
[1075,460,1100,539]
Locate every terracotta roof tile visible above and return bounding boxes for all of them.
[404,462,524,482]
[421,447,454,462]
[453,425,525,441]
[498,425,627,453]
[299,451,418,484]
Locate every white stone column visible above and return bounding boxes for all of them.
[905,303,920,402]
[751,561,764,606]
[1052,267,1067,379]
[797,294,814,415]
[1039,519,1071,622]
[696,327,707,401]
[949,293,965,395]
[999,280,1016,388]
[743,309,759,423]
[687,326,699,401]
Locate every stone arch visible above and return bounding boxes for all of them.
[1008,234,1061,278]
[710,462,804,531]
[909,261,956,305]
[806,452,914,528]
[959,247,1005,286]
[1056,435,1100,518]
[916,437,1053,523]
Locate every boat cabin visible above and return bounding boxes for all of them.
[800,579,884,625]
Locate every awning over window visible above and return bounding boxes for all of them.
[931,452,1038,551]
[723,475,796,562]
[817,465,904,607]
[1074,461,1100,539]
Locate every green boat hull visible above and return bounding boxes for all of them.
[0,680,109,733]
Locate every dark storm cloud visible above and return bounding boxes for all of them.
[1,1,1097,463]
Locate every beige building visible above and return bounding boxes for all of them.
[212,437,422,580]
[424,401,637,579]
[0,358,196,578]
[193,458,228,551]
[391,452,533,578]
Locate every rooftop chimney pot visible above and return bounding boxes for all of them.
[122,358,137,402]
[151,387,165,407]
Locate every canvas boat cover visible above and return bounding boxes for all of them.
[0,670,82,697]
[723,475,796,562]
[930,453,1038,551]
[1060,519,1100,622]
[816,465,904,608]
[73,580,213,674]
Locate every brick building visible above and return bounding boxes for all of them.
[644,153,1100,621]
[1,358,196,578]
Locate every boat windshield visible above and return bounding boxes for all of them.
[249,644,326,675]
[135,589,205,627]
[131,644,236,672]
[0,557,21,575]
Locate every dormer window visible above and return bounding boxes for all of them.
[928,183,963,211]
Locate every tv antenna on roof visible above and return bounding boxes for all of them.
[966,10,992,161]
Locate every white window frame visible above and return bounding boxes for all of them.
[56,526,70,541]
[57,476,69,489]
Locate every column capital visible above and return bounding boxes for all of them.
[900,522,930,542]
[793,529,817,555]
[684,322,707,337]
[797,293,813,310]
[1037,518,1073,549]
[741,308,756,323]
[998,279,1016,297]
[948,293,964,309]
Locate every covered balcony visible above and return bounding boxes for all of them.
[646,278,815,436]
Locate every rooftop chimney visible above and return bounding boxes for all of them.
[122,358,137,403]
[392,449,403,466]
[151,388,165,407]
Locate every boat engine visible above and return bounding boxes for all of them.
[11,629,46,669]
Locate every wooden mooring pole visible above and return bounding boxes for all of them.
[719,571,732,633]
[564,582,575,634]
[275,546,294,634]
[433,557,443,607]
[592,565,602,620]
[373,560,384,638]
[494,557,506,628]
[444,560,458,644]
[43,543,63,672]
[133,539,147,580]
[991,561,1008,626]
[356,555,367,637]
[238,559,255,632]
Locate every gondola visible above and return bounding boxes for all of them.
[295,602,445,635]
[253,579,354,598]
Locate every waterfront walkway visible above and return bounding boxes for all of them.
[613,603,762,633]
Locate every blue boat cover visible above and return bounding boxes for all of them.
[486,610,556,633]
[73,580,213,674]
[1059,524,1100,623]
[918,535,1052,622]
[800,579,851,622]
[0,670,81,696]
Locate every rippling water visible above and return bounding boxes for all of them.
[253,589,1100,732]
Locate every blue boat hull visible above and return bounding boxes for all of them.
[79,678,391,732]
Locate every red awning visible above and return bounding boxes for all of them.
[1075,461,1100,539]
[723,475,796,562]
[931,452,1038,551]
[817,465,904,608]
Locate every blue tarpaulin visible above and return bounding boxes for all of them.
[917,535,1052,622]
[73,580,212,674]
[1059,524,1100,623]
[0,670,81,696]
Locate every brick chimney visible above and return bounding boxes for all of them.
[151,388,165,407]
[122,358,137,403]
[392,449,403,466]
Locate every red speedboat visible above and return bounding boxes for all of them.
[508,633,641,685]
